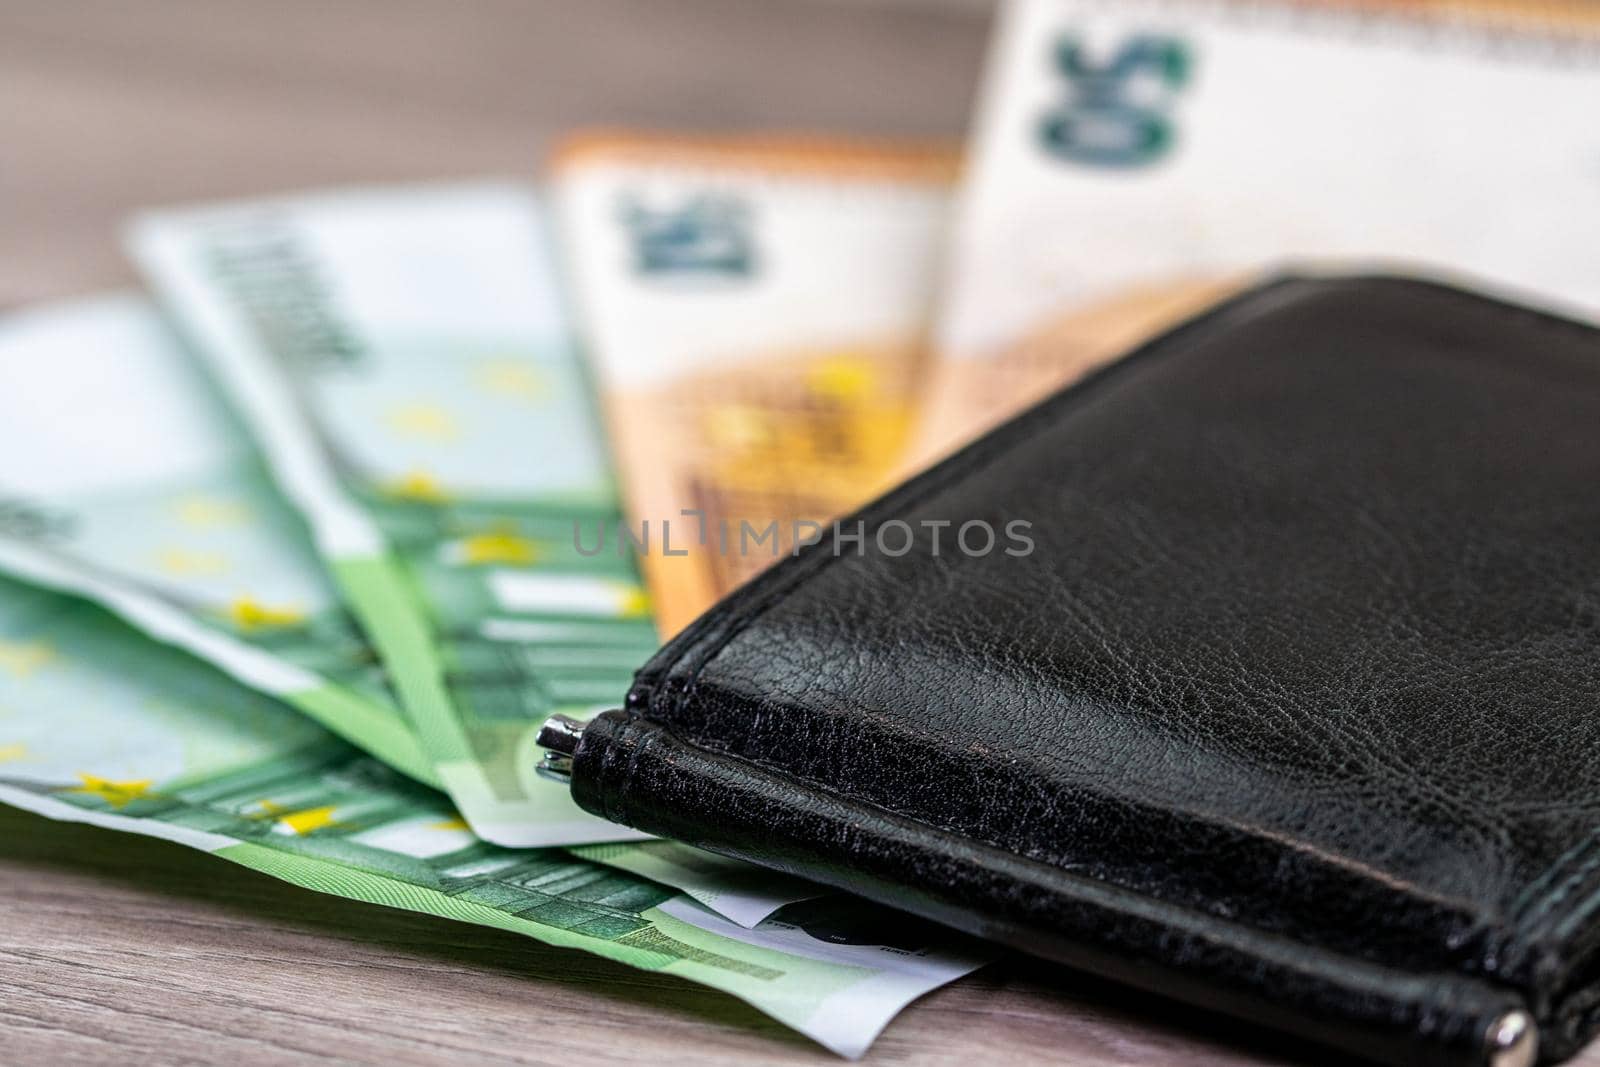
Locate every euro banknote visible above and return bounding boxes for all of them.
[129,183,658,846]
[916,0,1600,463]
[571,839,824,928]
[0,293,803,923]
[0,294,434,786]
[0,572,988,1057]
[553,133,955,637]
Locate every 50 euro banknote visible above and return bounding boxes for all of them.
[0,571,988,1058]
[129,183,658,847]
[552,133,956,637]
[916,0,1600,464]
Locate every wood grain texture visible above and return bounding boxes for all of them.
[2,2,1597,1064]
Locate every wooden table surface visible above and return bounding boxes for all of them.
[1,3,1593,1065]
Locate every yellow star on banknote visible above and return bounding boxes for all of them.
[0,640,56,678]
[0,743,27,763]
[473,359,546,402]
[386,469,450,502]
[71,773,154,808]
[174,494,251,527]
[226,597,307,631]
[257,800,342,835]
[156,548,229,576]
[807,355,876,399]
[386,402,460,441]
[618,587,652,619]
[429,815,472,831]
[459,528,540,565]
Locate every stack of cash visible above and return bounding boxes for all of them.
[3,1,1598,1056]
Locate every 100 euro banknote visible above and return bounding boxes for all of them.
[0,293,822,925]
[0,294,433,785]
[553,133,955,637]
[917,0,1600,464]
[130,183,658,846]
[571,839,823,928]
[0,571,987,1058]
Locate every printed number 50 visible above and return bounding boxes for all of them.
[1039,34,1191,168]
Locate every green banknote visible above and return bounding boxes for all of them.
[0,293,822,928]
[571,840,824,928]
[0,294,433,785]
[129,184,659,846]
[0,572,988,1057]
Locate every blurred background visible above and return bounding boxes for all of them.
[0,0,997,306]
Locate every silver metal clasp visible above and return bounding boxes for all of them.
[1487,1010,1537,1067]
[534,712,591,783]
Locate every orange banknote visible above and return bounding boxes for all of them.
[915,0,1600,467]
[554,132,957,636]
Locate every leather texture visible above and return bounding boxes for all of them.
[569,276,1600,1066]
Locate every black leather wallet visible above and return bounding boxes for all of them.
[544,276,1600,1067]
